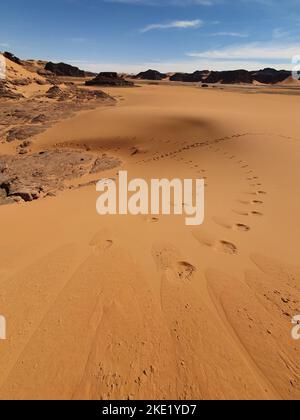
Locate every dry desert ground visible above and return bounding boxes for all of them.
[0,61,300,400]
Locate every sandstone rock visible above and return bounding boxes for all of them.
[31,114,47,124]
[90,155,122,173]
[11,78,31,86]
[45,85,67,99]
[0,81,24,100]
[6,126,43,142]
[0,149,122,205]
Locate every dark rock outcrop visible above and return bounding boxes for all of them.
[85,72,134,87]
[200,68,291,85]
[251,68,291,84]
[3,52,22,65]
[6,125,44,142]
[45,62,86,77]
[135,69,167,81]
[205,70,253,84]
[170,71,209,83]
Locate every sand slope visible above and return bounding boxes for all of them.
[0,84,300,400]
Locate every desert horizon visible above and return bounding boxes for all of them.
[1,0,300,405]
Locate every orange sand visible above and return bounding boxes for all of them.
[0,84,300,400]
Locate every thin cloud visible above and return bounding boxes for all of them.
[141,19,203,32]
[187,42,300,61]
[211,32,249,38]
[106,0,217,5]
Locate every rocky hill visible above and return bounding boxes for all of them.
[45,62,86,77]
[250,68,291,84]
[170,71,209,83]
[135,69,167,81]
[169,68,292,85]
[85,72,134,87]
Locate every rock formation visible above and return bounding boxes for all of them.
[85,72,134,87]
[3,52,23,65]
[169,68,292,85]
[205,70,253,84]
[45,62,86,77]
[135,69,167,80]
[251,68,291,84]
[170,71,209,83]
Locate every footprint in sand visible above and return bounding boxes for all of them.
[146,216,160,224]
[217,240,238,255]
[251,211,263,216]
[152,243,196,281]
[252,200,264,205]
[232,209,249,216]
[213,217,250,232]
[177,261,197,281]
[245,191,259,196]
[238,199,252,206]
[235,223,250,232]
[89,230,114,253]
[193,230,238,255]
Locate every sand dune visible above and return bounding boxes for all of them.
[0,83,300,400]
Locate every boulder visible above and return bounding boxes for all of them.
[45,85,67,99]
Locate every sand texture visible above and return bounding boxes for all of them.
[0,62,300,399]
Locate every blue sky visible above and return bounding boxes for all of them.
[1,0,300,72]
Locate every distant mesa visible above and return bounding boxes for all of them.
[168,68,292,85]
[135,69,167,81]
[251,68,291,84]
[85,72,134,87]
[170,71,209,83]
[45,62,86,77]
[205,70,253,84]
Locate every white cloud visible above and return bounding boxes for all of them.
[106,0,217,5]
[141,19,203,32]
[211,32,249,38]
[187,42,300,61]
